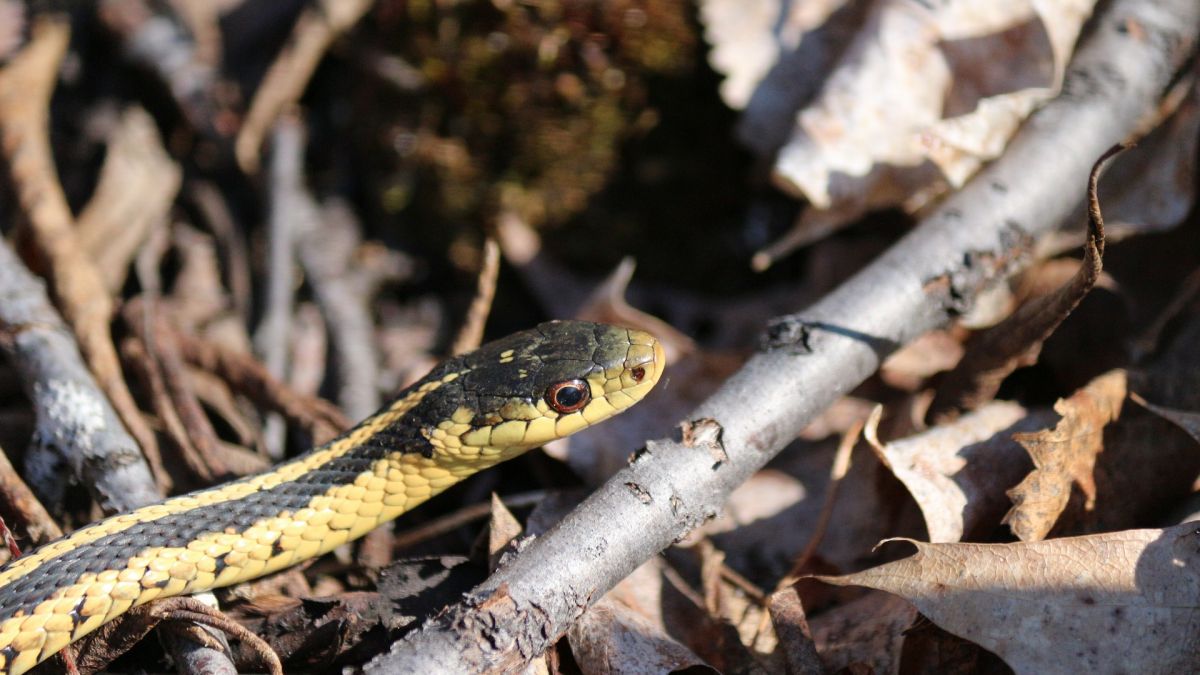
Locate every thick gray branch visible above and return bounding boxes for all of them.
[0,239,159,514]
[369,1,1200,671]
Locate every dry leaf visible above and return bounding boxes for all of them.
[898,620,1013,675]
[1003,370,1126,541]
[759,0,1098,255]
[766,587,825,675]
[928,142,1116,421]
[576,257,696,365]
[808,591,917,674]
[879,329,966,391]
[1039,72,1200,255]
[568,598,717,675]
[867,401,1052,542]
[1132,393,1200,445]
[488,492,524,572]
[815,523,1200,675]
[699,0,871,155]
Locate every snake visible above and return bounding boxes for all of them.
[0,320,664,674]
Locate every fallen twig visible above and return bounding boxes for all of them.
[368,1,1200,670]
[120,336,220,484]
[173,323,350,443]
[77,596,282,675]
[76,106,180,294]
[0,443,62,546]
[298,198,408,420]
[0,237,161,512]
[189,181,254,322]
[127,299,233,480]
[234,0,374,173]
[256,113,309,457]
[98,0,220,135]
[0,17,168,489]
[450,237,501,357]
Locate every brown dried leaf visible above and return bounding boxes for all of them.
[808,591,917,674]
[231,591,397,669]
[766,587,826,675]
[927,145,1120,421]
[1003,369,1126,541]
[898,620,1013,675]
[568,597,717,675]
[867,401,1050,542]
[1132,392,1200,445]
[879,329,965,391]
[815,523,1200,675]
[487,492,523,572]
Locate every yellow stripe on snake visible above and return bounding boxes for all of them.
[0,321,664,674]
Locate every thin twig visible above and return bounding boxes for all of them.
[173,324,350,442]
[127,299,232,479]
[391,490,548,553]
[98,0,219,134]
[189,181,254,323]
[450,237,501,357]
[256,113,309,458]
[235,0,374,173]
[298,198,406,420]
[785,417,863,584]
[120,336,218,484]
[0,444,63,546]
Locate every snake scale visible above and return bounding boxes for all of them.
[0,320,664,674]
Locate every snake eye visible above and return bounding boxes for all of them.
[546,379,590,413]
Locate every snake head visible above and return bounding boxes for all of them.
[420,320,665,456]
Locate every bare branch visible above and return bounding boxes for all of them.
[368,1,1200,670]
[0,238,161,514]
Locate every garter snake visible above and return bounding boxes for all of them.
[0,320,664,674]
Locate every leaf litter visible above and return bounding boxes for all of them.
[0,3,1198,674]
